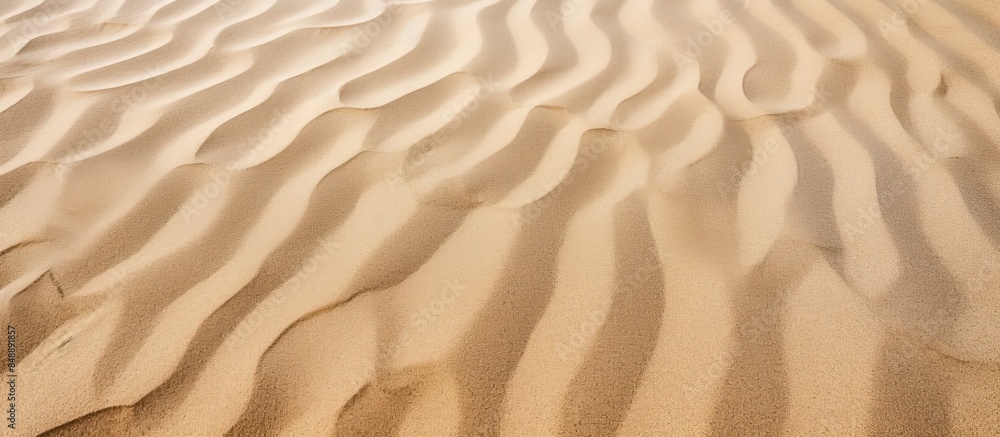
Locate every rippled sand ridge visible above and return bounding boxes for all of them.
[1,0,999,435]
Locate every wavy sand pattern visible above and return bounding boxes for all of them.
[1,0,999,435]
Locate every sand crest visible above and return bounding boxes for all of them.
[1,0,999,435]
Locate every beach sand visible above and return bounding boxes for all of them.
[1,0,999,435]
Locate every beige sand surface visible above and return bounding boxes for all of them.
[1,0,999,435]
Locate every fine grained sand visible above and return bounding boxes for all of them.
[1,0,999,435]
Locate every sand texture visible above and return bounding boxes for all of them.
[1,0,1000,435]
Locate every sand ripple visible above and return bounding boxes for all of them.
[1,0,999,435]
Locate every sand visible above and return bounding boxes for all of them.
[1,0,999,435]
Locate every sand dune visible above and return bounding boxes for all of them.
[1,0,999,435]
